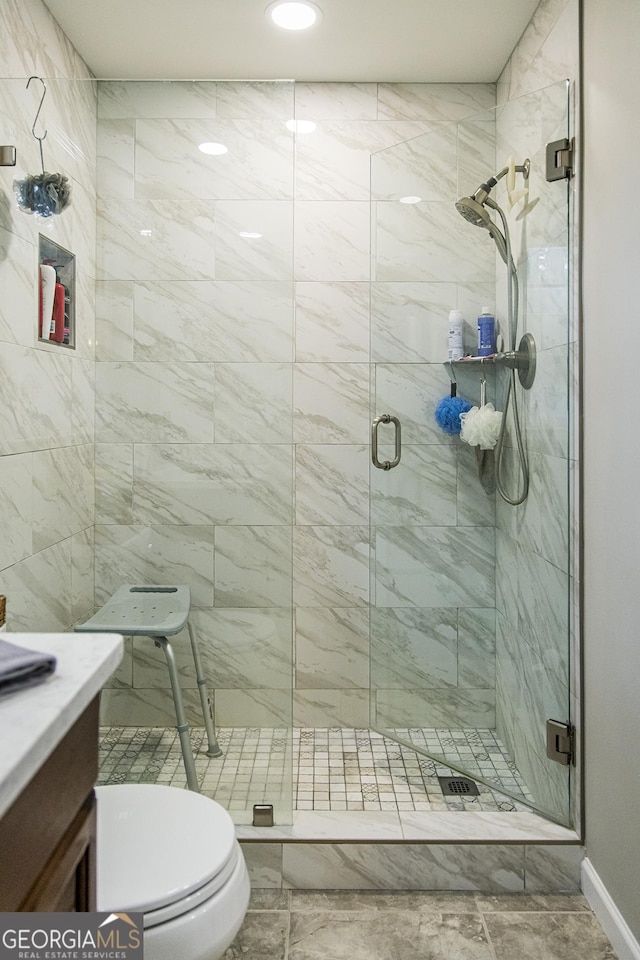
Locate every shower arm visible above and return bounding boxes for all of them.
[473,159,530,204]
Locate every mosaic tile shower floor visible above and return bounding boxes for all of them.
[98,726,533,814]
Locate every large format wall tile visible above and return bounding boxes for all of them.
[375,526,495,608]
[95,443,134,524]
[294,526,369,607]
[214,363,292,443]
[370,608,458,689]
[215,200,293,280]
[214,526,292,608]
[377,84,496,124]
[294,201,370,281]
[217,81,293,119]
[0,453,33,570]
[132,443,293,526]
[295,607,369,689]
[134,281,294,362]
[294,83,378,120]
[98,81,217,120]
[94,524,215,608]
[135,119,293,201]
[375,200,494,282]
[97,119,134,200]
[95,281,134,360]
[283,842,523,890]
[375,687,496,728]
[97,199,216,281]
[0,344,72,456]
[371,124,458,202]
[2,540,72,633]
[33,444,94,552]
[374,363,455,445]
[293,689,370,728]
[96,362,214,443]
[295,445,369,525]
[371,444,457,526]
[370,282,454,363]
[71,526,95,623]
[295,281,369,362]
[294,363,369,444]
[0,227,36,348]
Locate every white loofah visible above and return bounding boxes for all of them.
[459,402,503,450]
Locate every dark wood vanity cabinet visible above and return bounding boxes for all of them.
[0,696,99,911]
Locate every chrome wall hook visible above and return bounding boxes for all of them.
[26,76,48,173]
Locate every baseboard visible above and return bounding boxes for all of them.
[581,858,640,960]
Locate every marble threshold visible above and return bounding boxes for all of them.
[237,810,579,844]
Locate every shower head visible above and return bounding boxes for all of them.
[455,195,493,228]
[455,193,509,265]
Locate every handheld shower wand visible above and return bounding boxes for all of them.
[454,160,532,505]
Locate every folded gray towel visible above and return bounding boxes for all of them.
[0,638,57,697]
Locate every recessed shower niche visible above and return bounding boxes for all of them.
[38,234,75,348]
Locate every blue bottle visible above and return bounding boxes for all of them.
[477,308,496,356]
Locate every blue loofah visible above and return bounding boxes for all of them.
[435,395,473,435]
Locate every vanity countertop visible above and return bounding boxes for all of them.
[0,632,122,820]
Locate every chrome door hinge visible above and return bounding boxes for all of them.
[546,137,574,181]
[546,719,574,766]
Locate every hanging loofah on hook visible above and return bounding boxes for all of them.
[14,171,71,217]
[434,382,472,436]
[459,378,503,450]
[13,76,72,218]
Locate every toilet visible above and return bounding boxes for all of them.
[96,784,250,960]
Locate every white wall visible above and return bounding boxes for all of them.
[583,0,640,943]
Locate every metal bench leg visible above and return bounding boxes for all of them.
[187,620,223,758]
[154,636,200,793]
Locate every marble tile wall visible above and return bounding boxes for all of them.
[95,79,499,732]
[0,0,97,631]
[492,0,580,828]
[241,838,584,892]
[369,104,499,732]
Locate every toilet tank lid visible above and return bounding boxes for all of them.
[96,784,237,914]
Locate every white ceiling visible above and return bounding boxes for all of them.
[42,0,541,82]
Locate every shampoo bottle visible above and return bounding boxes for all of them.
[448,309,464,361]
[477,307,496,356]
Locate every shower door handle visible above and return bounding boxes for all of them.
[371,414,401,470]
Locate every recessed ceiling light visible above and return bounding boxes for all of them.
[198,142,228,155]
[399,195,422,204]
[285,119,317,134]
[238,231,263,239]
[267,1,322,30]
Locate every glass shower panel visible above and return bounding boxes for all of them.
[93,79,295,826]
[369,80,573,825]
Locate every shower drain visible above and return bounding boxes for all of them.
[438,776,480,797]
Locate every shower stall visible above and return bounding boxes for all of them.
[94,77,576,831]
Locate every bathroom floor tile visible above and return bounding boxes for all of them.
[226,892,617,960]
[224,912,288,960]
[476,893,591,912]
[483,912,618,960]
[288,911,493,960]
[249,889,291,911]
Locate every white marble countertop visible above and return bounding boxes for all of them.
[0,632,123,820]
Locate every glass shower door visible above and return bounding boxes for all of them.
[369,80,574,826]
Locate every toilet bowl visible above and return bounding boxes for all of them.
[96,784,250,960]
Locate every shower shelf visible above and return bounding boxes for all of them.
[444,332,536,389]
